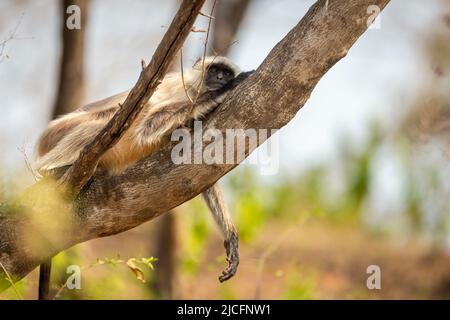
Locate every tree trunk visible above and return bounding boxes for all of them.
[52,0,89,118]
[153,212,178,298]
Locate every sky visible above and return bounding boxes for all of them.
[0,0,448,202]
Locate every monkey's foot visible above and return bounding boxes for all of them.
[219,233,239,282]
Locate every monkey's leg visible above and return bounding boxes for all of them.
[201,183,239,282]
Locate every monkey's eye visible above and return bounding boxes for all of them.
[209,67,217,73]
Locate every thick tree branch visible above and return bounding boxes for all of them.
[0,0,390,291]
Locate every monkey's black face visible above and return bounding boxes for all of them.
[205,63,236,91]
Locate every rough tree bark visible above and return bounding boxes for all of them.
[0,0,391,291]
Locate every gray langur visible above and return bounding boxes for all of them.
[35,56,253,298]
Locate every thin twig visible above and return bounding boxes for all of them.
[180,47,194,103]
[210,40,239,57]
[0,262,23,300]
[0,13,25,63]
[191,27,207,33]
[53,282,68,299]
[195,0,217,101]
[53,255,156,299]
[17,146,38,182]
[199,11,216,19]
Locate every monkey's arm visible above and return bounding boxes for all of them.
[202,184,239,282]
[133,103,192,148]
[134,70,255,148]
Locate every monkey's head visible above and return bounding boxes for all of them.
[193,56,241,91]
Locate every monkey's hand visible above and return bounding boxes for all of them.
[220,70,255,93]
[219,231,239,282]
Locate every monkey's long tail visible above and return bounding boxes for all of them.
[38,259,52,300]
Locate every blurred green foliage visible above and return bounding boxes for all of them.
[283,268,319,300]
[178,197,211,276]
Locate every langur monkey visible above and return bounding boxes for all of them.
[36,56,253,298]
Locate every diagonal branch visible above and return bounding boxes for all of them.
[0,0,391,292]
[60,0,206,193]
